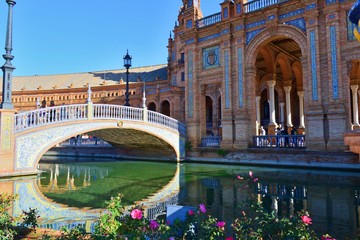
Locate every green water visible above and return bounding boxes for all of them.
[2,159,360,239]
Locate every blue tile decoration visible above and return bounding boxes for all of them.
[306,3,316,10]
[246,28,265,45]
[222,29,230,34]
[285,18,306,32]
[279,8,305,20]
[309,19,315,25]
[225,50,230,109]
[235,24,244,31]
[238,48,244,108]
[188,50,194,117]
[328,14,336,20]
[186,19,193,29]
[185,38,195,45]
[171,75,177,86]
[245,19,266,29]
[203,46,220,69]
[330,25,339,99]
[223,7,229,18]
[199,32,221,43]
[268,15,276,21]
[236,3,242,14]
[326,0,337,4]
[310,31,318,101]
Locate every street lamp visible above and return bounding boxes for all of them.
[123,50,132,106]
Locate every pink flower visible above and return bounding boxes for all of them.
[199,203,206,213]
[241,211,246,217]
[216,221,225,228]
[169,238,175,240]
[301,215,312,225]
[149,220,159,229]
[226,237,234,240]
[130,209,143,220]
[188,209,194,216]
[249,171,253,178]
[253,178,259,182]
[237,175,243,180]
[321,234,336,240]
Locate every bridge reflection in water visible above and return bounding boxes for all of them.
[1,161,359,239]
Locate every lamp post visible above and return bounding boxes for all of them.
[1,0,16,109]
[123,50,132,106]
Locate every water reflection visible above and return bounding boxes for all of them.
[1,161,359,239]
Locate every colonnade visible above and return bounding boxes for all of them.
[255,81,305,135]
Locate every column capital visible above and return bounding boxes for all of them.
[297,91,304,97]
[267,80,276,88]
[279,102,285,107]
[284,86,292,94]
[351,84,359,92]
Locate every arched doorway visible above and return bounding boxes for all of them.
[161,100,170,117]
[148,102,156,112]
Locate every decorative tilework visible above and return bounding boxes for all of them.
[185,38,195,45]
[285,18,306,32]
[328,14,336,20]
[306,3,316,10]
[309,19,315,25]
[188,50,194,117]
[279,8,304,20]
[325,0,337,4]
[237,48,244,108]
[223,7,229,18]
[330,25,339,99]
[310,31,318,101]
[224,50,230,109]
[236,3,241,14]
[245,20,266,29]
[222,29,229,34]
[268,15,276,21]
[203,46,220,69]
[199,32,221,42]
[246,28,265,45]
[186,19,193,29]
[235,25,244,31]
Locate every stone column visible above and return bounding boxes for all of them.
[351,85,360,129]
[267,80,277,135]
[256,96,261,135]
[297,91,305,134]
[0,109,16,175]
[284,86,293,132]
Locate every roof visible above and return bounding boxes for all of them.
[0,64,168,91]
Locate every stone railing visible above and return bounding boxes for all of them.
[253,134,306,148]
[196,12,222,28]
[14,104,186,136]
[243,0,290,13]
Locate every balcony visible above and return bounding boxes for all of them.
[244,0,290,13]
[196,12,222,29]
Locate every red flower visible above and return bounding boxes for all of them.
[188,209,195,216]
[226,237,234,240]
[301,215,312,225]
[253,178,259,182]
[130,209,143,220]
[321,234,336,240]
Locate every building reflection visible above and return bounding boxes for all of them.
[182,168,360,239]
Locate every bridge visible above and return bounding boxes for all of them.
[0,102,186,177]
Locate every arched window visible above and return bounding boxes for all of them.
[161,100,170,116]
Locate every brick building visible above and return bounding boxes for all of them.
[1,0,359,152]
[167,0,360,151]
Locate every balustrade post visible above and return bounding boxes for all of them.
[86,85,93,120]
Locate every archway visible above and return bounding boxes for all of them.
[148,102,156,112]
[205,96,213,135]
[161,100,170,117]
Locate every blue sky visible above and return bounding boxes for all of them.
[0,1,220,76]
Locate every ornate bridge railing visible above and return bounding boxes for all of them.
[14,104,186,136]
[253,135,306,148]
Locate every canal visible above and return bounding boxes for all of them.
[1,157,359,239]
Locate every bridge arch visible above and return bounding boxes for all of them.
[14,104,186,175]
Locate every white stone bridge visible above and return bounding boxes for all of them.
[1,103,186,177]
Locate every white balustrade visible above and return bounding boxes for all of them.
[14,104,186,135]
